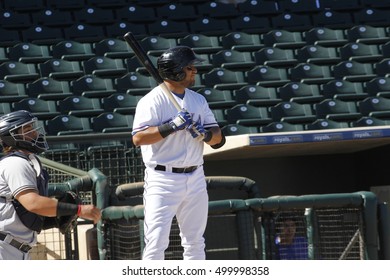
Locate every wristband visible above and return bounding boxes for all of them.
[77,204,82,216]
[211,133,226,149]
[203,130,213,143]
[57,202,78,217]
[158,123,175,138]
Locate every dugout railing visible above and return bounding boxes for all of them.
[100,189,390,260]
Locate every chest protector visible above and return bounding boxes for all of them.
[1,152,49,233]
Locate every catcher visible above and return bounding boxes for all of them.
[0,110,101,260]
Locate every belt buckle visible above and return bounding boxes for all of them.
[19,243,32,253]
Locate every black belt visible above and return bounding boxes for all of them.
[155,164,199,173]
[0,232,32,253]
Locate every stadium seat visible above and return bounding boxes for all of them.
[125,55,159,75]
[353,8,390,27]
[105,22,148,39]
[270,13,312,32]
[115,72,157,95]
[51,41,95,62]
[339,42,383,63]
[93,38,134,59]
[260,121,305,133]
[332,61,376,82]
[26,77,73,101]
[278,0,321,13]
[289,63,333,84]
[225,104,272,126]
[234,85,282,106]
[295,45,341,65]
[245,65,290,87]
[358,96,390,118]
[91,112,134,133]
[220,32,264,52]
[0,79,28,102]
[312,10,354,29]
[207,109,226,127]
[321,79,369,101]
[0,47,8,64]
[82,56,127,78]
[71,75,117,98]
[351,116,390,127]
[38,59,84,81]
[139,36,177,56]
[278,82,324,104]
[12,97,59,120]
[73,6,116,25]
[360,0,390,8]
[237,0,280,16]
[230,15,272,34]
[374,59,390,77]
[346,25,390,44]
[0,28,20,47]
[262,29,306,49]
[305,119,350,130]
[57,95,104,117]
[21,26,63,45]
[147,19,190,39]
[7,42,52,64]
[0,103,12,115]
[63,24,105,43]
[221,124,259,136]
[197,1,239,19]
[211,50,255,71]
[155,3,198,21]
[101,93,142,114]
[86,0,127,8]
[253,47,297,67]
[45,114,93,136]
[178,34,223,54]
[196,88,237,109]
[0,61,40,83]
[304,27,348,47]
[45,0,85,10]
[202,67,248,90]
[269,101,316,124]
[0,10,31,29]
[365,77,390,97]
[320,0,362,11]
[31,9,73,27]
[314,99,362,121]
[116,4,158,23]
[3,0,45,12]
[189,17,230,37]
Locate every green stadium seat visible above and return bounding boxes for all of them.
[289,63,333,84]
[178,34,223,54]
[246,65,290,87]
[93,38,134,59]
[296,45,341,65]
[321,79,369,101]
[270,101,316,124]
[71,75,117,98]
[139,36,177,56]
[346,25,390,44]
[254,47,297,67]
[314,99,362,121]
[202,67,248,90]
[82,56,127,79]
[261,121,305,133]
[0,80,28,102]
[358,96,390,118]
[225,104,272,126]
[38,58,84,81]
[339,42,383,63]
[196,88,237,109]
[365,77,390,98]
[51,41,95,62]
[101,93,141,114]
[304,27,348,47]
[332,61,376,82]
[220,32,264,52]
[57,95,104,117]
[234,85,282,106]
[115,72,157,95]
[45,114,93,136]
[91,112,134,133]
[211,50,255,71]
[7,42,52,64]
[0,61,40,83]
[12,97,59,120]
[26,77,73,101]
[305,119,350,130]
[221,124,259,136]
[278,82,324,104]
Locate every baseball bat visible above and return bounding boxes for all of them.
[123,32,203,140]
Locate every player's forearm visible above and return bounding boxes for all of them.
[16,191,58,217]
[132,126,165,146]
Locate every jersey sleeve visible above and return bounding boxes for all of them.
[2,157,38,197]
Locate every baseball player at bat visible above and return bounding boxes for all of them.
[0,110,101,260]
[132,46,226,260]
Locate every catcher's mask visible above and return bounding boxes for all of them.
[157,46,204,82]
[0,110,49,154]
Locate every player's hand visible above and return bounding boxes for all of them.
[169,109,192,131]
[187,120,212,142]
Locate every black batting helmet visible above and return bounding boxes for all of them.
[0,110,49,153]
[157,46,204,81]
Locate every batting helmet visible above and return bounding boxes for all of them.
[157,46,204,81]
[0,110,49,153]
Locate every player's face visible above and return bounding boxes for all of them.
[182,64,198,87]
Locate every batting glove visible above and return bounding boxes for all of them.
[187,120,213,142]
[169,109,192,131]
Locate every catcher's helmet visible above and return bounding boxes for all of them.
[0,110,49,153]
[157,46,204,81]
